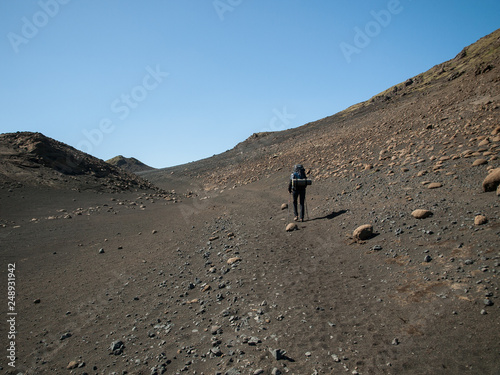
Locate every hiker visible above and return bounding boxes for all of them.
[288,164,308,222]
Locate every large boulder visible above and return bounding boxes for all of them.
[411,209,433,219]
[353,224,373,241]
[483,168,500,192]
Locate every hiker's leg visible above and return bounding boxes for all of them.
[299,190,305,220]
[292,190,299,218]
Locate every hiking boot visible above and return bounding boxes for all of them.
[294,216,299,221]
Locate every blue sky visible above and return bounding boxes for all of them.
[0,1,499,168]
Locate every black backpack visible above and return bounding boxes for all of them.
[291,165,311,189]
[292,164,306,179]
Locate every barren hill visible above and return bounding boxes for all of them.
[1,30,500,375]
[107,155,155,173]
[143,28,500,193]
[0,132,163,193]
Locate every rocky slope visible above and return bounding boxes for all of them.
[0,132,165,194]
[143,29,500,193]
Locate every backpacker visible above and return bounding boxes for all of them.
[291,164,312,189]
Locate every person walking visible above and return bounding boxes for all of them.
[288,164,308,222]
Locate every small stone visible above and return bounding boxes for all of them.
[474,215,488,226]
[286,223,298,232]
[411,209,433,219]
[34,298,41,304]
[271,369,282,375]
[211,325,221,335]
[392,338,400,345]
[211,347,222,356]
[152,230,157,234]
[60,332,72,341]
[424,255,432,263]
[254,370,264,375]
[270,348,286,360]
[67,361,79,370]
[110,340,124,355]
[227,257,241,265]
[248,336,261,346]
[484,299,494,306]
[99,248,105,254]
[281,203,288,210]
[427,182,443,189]
[472,159,488,166]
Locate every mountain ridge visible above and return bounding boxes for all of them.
[106,155,155,173]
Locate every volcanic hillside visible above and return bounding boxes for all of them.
[143,29,500,193]
[1,29,500,375]
[0,132,165,194]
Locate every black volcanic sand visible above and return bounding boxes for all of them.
[1,167,499,375]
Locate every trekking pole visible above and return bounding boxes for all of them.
[305,200,310,221]
[287,192,291,222]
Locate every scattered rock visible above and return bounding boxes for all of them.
[424,255,432,263]
[482,168,500,192]
[353,224,374,240]
[202,285,211,292]
[472,159,488,166]
[67,361,79,370]
[286,223,298,232]
[270,348,287,360]
[411,209,433,219]
[110,340,125,355]
[60,332,72,341]
[281,203,288,210]
[99,248,105,254]
[227,257,241,265]
[427,182,443,189]
[474,215,488,226]
[484,299,494,306]
[247,336,261,345]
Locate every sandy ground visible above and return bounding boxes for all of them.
[1,162,499,374]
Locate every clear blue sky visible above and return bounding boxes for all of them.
[1,1,499,168]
